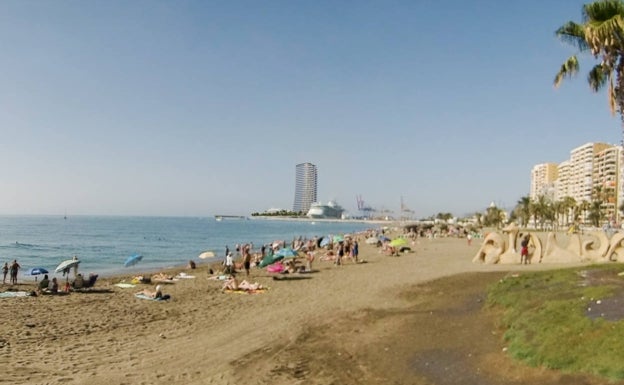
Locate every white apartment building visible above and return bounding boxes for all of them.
[530,163,558,201]
[593,145,622,221]
[555,160,571,201]
[531,142,621,224]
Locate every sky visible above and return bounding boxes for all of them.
[0,0,621,218]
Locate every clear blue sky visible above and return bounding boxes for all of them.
[0,0,620,218]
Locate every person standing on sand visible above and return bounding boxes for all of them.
[224,252,234,274]
[2,262,8,284]
[9,259,20,285]
[467,233,472,246]
[242,244,252,276]
[520,235,530,265]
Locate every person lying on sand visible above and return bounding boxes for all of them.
[221,277,263,292]
[137,285,163,299]
[151,272,174,281]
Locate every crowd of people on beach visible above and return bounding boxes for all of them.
[0,225,447,297]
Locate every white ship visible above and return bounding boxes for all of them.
[306,200,345,219]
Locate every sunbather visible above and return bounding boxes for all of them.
[138,285,163,299]
[222,277,263,291]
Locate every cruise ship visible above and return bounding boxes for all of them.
[306,200,345,219]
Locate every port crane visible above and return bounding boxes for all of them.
[356,195,374,218]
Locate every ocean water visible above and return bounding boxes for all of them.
[0,216,377,280]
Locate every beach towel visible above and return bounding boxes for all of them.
[0,291,33,298]
[134,293,170,301]
[208,275,230,281]
[152,278,178,284]
[114,283,136,288]
[174,273,195,279]
[223,288,268,295]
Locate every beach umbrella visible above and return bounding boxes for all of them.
[275,247,298,259]
[198,251,216,260]
[29,267,48,282]
[124,254,143,267]
[389,238,408,248]
[379,236,391,242]
[365,237,379,245]
[333,235,344,243]
[29,267,48,276]
[55,259,80,273]
[319,236,331,247]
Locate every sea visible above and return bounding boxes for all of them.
[0,216,379,280]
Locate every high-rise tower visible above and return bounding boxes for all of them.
[293,163,317,214]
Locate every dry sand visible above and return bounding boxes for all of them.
[0,233,604,385]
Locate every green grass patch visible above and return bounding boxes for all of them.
[487,264,624,380]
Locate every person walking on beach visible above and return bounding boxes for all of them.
[9,259,20,285]
[2,262,8,284]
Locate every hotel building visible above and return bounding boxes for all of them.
[293,162,318,214]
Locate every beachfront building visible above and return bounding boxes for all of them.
[555,161,571,201]
[568,142,612,204]
[533,142,622,225]
[593,145,622,222]
[530,163,559,201]
[292,162,318,214]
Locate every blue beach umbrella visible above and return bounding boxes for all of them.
[319,236,331,247]
[275,247,298,259]
[29,267,49,281]
[124,254,143,267]
[29,267,49,276]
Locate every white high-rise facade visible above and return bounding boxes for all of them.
[531,142,622,224]
[293,163,317,214]
[530,163,558,201]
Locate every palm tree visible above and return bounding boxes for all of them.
[516,196,532,228]
[561,196,577,225]
[555,1,624,123]
[579,200,592,224]
[554,1,624,144]
[532,195,551,230]
[588,200,606,227]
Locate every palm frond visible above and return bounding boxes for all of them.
[588,63,610,91]
[554,56,580,87]
[583,0,624,23]
[555,21,590,51]
[586,15,624,49]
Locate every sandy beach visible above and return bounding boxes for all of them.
[0,232,604,385]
